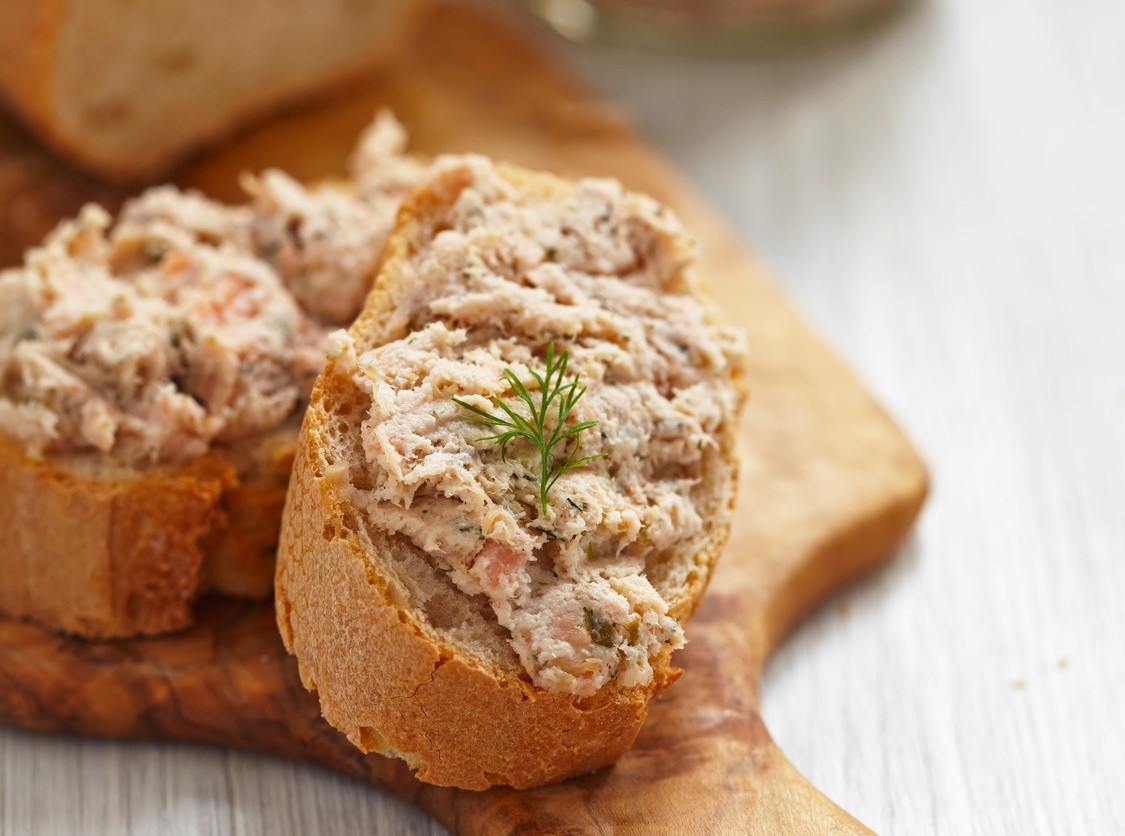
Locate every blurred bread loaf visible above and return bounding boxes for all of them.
[0,0,422,180]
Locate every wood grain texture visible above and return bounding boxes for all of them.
[0,2,928,833]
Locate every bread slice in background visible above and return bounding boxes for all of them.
[276,158,748,789]
[0,0,423,181]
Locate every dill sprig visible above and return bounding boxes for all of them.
[453,344,604,514]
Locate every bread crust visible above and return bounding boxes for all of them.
[0,1,423,182]
[275,163,745,789]
[0,0,60,145]
[0,432,293,638]
[201,428,297,600]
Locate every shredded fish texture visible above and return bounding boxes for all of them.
[336,157,747,696]
[0,112,426,464]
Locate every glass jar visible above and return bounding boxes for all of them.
[530,0,903,50]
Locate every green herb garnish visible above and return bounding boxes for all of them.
[453,343,604,514]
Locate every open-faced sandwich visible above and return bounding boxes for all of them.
[275,156,748,789]
[0,112,748,788]
[0,113,426,637]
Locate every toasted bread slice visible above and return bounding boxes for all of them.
[276,158,747,789]
[0,113,426,638]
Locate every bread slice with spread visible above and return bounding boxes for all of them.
[0,114,426,637]
[276,157,747,789]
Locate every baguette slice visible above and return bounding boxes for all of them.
[0,428,290,637]
[0,113,426,638]
[276,158,747,789]
[0,0,421,181]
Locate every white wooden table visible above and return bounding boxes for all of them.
[3,1,1123,832]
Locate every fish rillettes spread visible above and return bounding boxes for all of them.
[0,113,424,465]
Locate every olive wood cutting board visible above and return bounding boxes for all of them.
[0,3,927,833]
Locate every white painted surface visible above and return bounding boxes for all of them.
[554,2,1125,833]
[2,1,1122,832]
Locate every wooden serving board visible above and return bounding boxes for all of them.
[0,3,927,833]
